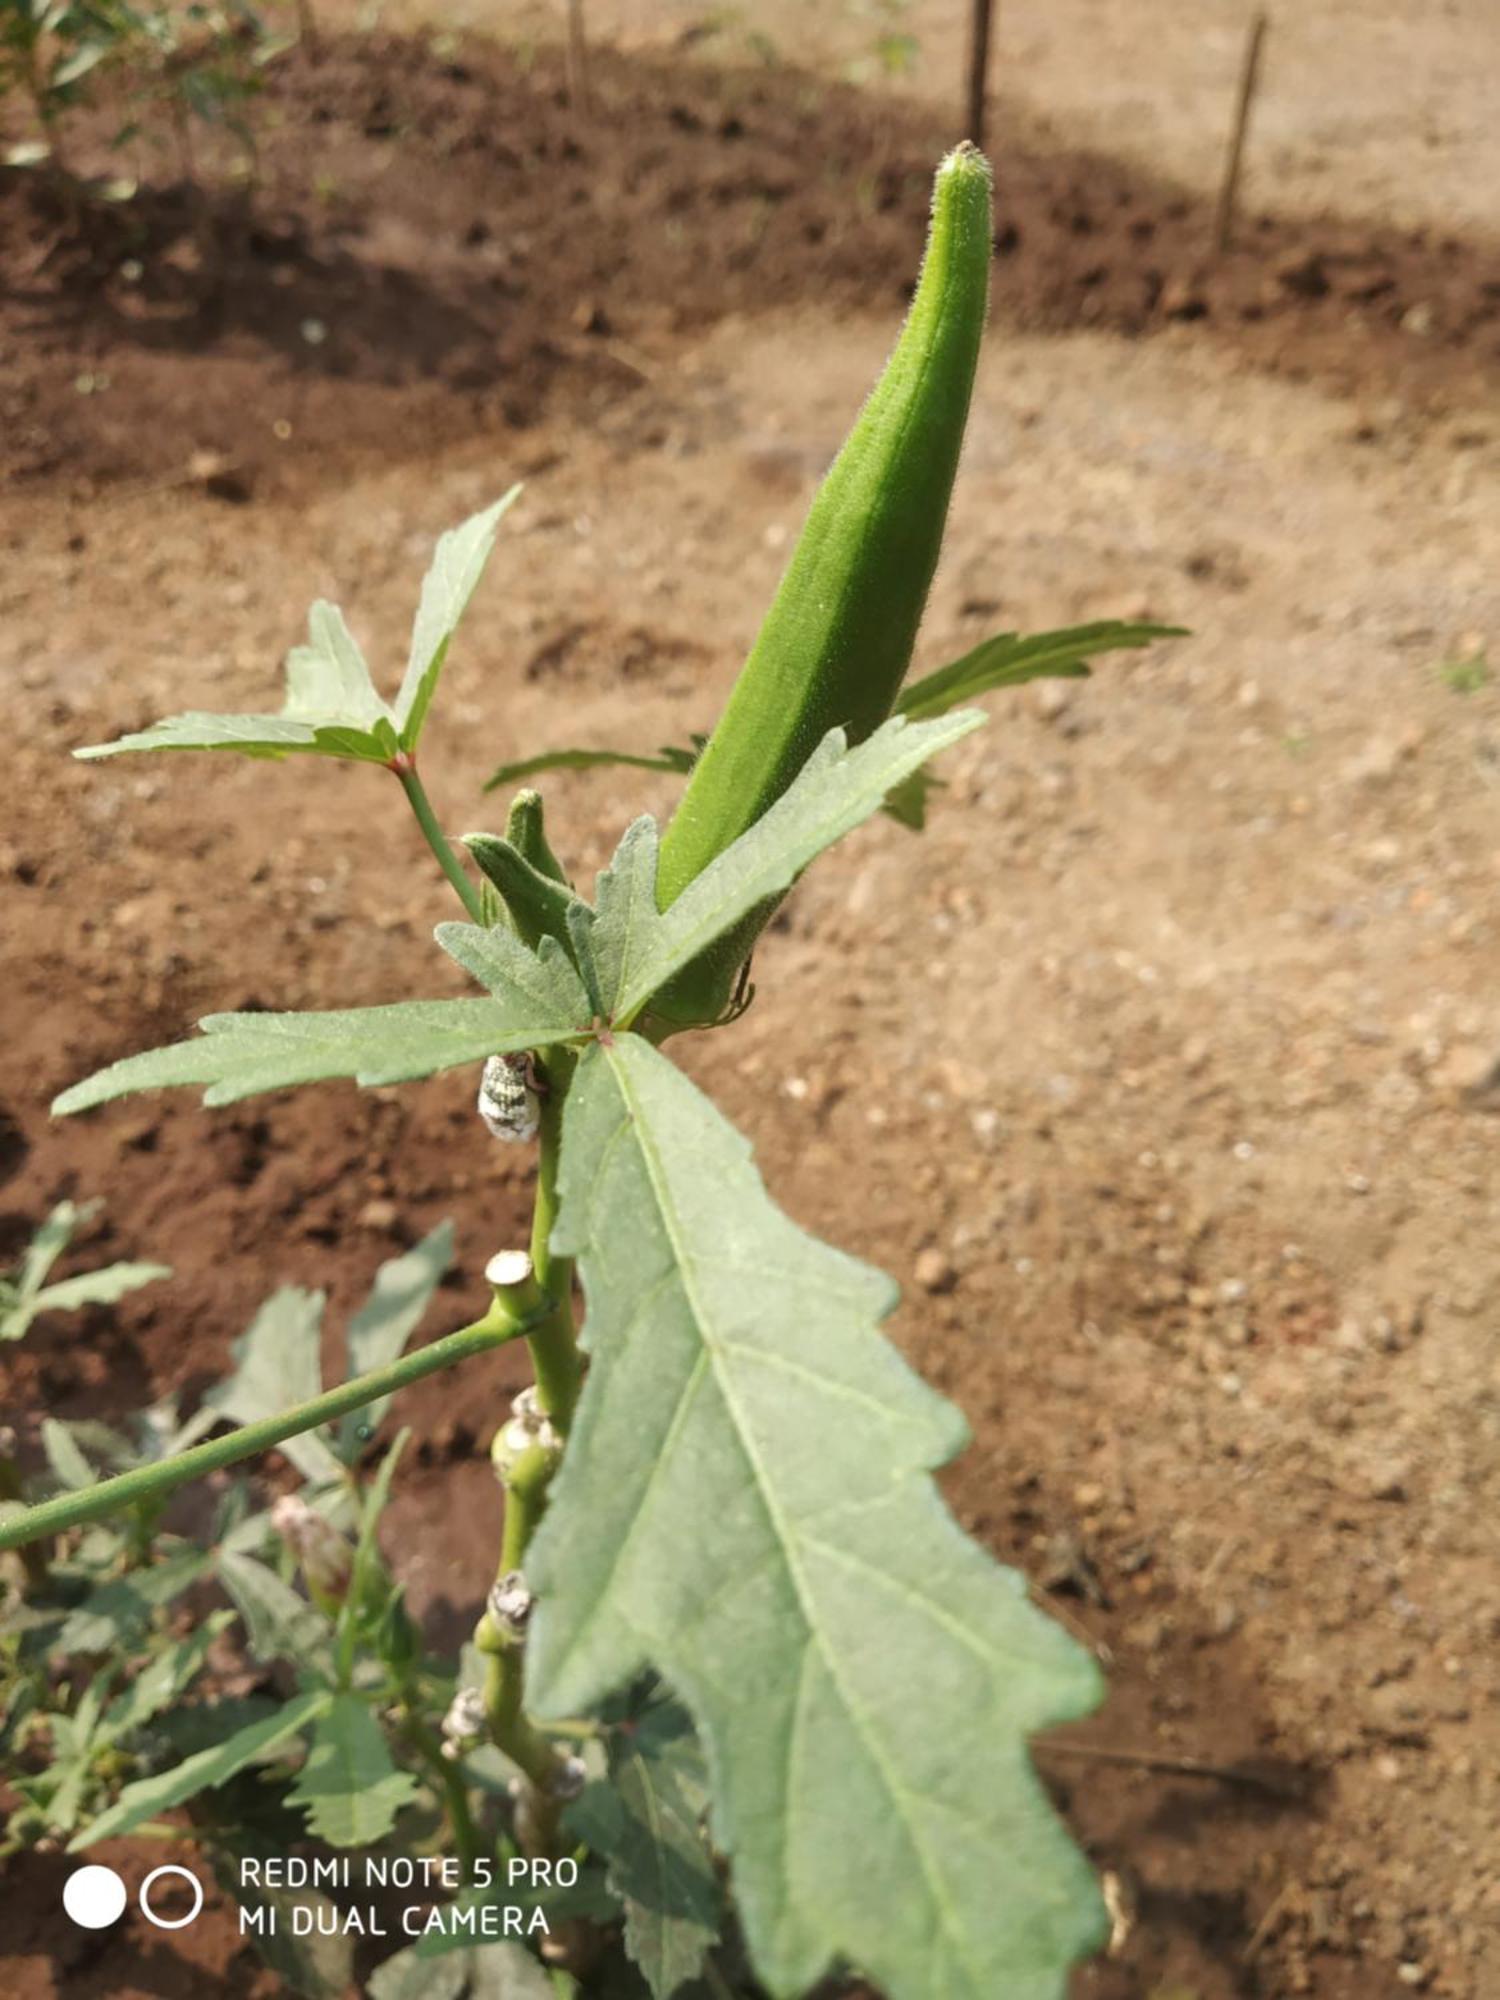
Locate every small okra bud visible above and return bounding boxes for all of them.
[653,144,994,1026]
[478,1053,540,1143]
[549,1753,587,1802]
[488,1567,534,1637]
[270,1494,354,1606]
[505,789,569,885]
[440,1684,488,1760]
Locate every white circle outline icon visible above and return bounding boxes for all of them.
[63,1863,128,1929]
[139,1864,204,1929]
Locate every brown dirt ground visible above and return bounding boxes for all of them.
[2,16,1498,2000]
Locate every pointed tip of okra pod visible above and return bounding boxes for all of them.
[939,139,994,183]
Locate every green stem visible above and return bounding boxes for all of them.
[526,1050,581,1431]
[393,756,486,923]
[0,1306,533,1552]
[0,1453,49,1592]
[402,1709,481,1878]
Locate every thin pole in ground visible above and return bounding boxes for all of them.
[966,0,996,150]
[565,0,590,113]
[1214,10,1269,254]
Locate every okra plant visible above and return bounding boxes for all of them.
[1,145,1179,1997]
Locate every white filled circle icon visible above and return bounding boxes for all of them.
[62,1864,128,1930]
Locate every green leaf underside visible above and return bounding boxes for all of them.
[55,716,975,1120]
[73,1688,331,1849]
[568,1687,722,1998]
[396,490,522,747]
[289,1691,420,1846]
[370,1941,554,2000]
[208,1286,342,1485]
[897,620,1187,722]
[588,711,983,1022]
[528,1036,1106,2000]
[337,1223,453,1456]
[74,494,518,764]
[52,996,576,1116]
[218,1550,330,1664]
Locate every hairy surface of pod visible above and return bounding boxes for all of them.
[651,144,994,1025]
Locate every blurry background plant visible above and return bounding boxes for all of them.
[0,1219,619,1995]
[1,0,279,196]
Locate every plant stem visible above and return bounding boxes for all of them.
[393,755,486,923]
[402,1708,481,1877]
[0,1306,534,1552]
[526,1051,580,1430]
[0,1451,49,1592]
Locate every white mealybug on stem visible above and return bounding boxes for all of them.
[488,1568,534,1637]
[477,1053,540,1143]
[440,1684,488,1761]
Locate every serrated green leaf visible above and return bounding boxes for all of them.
[289,1690,418,1846]
[286,601,390,727]
[369,1948,472,2000]
[529,1036,1105,2000]
[207,1286,342,1485]
[589,711,982,1023]
[103,1616,231,1739]
[73,1687,329,1848]
[897,620,1187,722]
[218,1549,330,1665]
[75,597,395,766]
[72,497,521,767]
[28,1261,172,1320]
[53,1548,210,1655]
[396,491,521,748]
[18,1199,95,1296]
[75,710,396,764]
[336,1223,454,1458]
[482,744,696,793]
[53,992,573,1116]
[41,1419,98,1491]
[567,1686,722,1998]
[433,923,591,1024]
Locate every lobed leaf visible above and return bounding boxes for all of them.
[897,619,1187,722]
[72,1687,331,1849]
[337,1223,454,1457]
[396,490,522,749]
[567,1684,723,1998]
[75,496,519,766]
[482,743,697,793]
[593,710,983,1022]
[528,1036,1106,2000]
[219,1549,330,1666]
[208,1286,342,1486]
[289,1691,419,1847]
[53,994,576,1116]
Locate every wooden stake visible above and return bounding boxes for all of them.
[1214,10,1268,253]
[565,0,589,114]
[966,0,995,150]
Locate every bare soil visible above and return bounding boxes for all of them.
[2,16,1497,2000]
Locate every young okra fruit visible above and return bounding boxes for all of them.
[0,146,1187,1998]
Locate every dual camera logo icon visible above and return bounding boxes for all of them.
[63,1862,204,1931]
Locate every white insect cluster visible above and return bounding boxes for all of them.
[477,1053,540,1144]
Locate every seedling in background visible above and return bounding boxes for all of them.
[1,147,1185,1997]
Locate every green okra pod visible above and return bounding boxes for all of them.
[651,143,993,1026]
